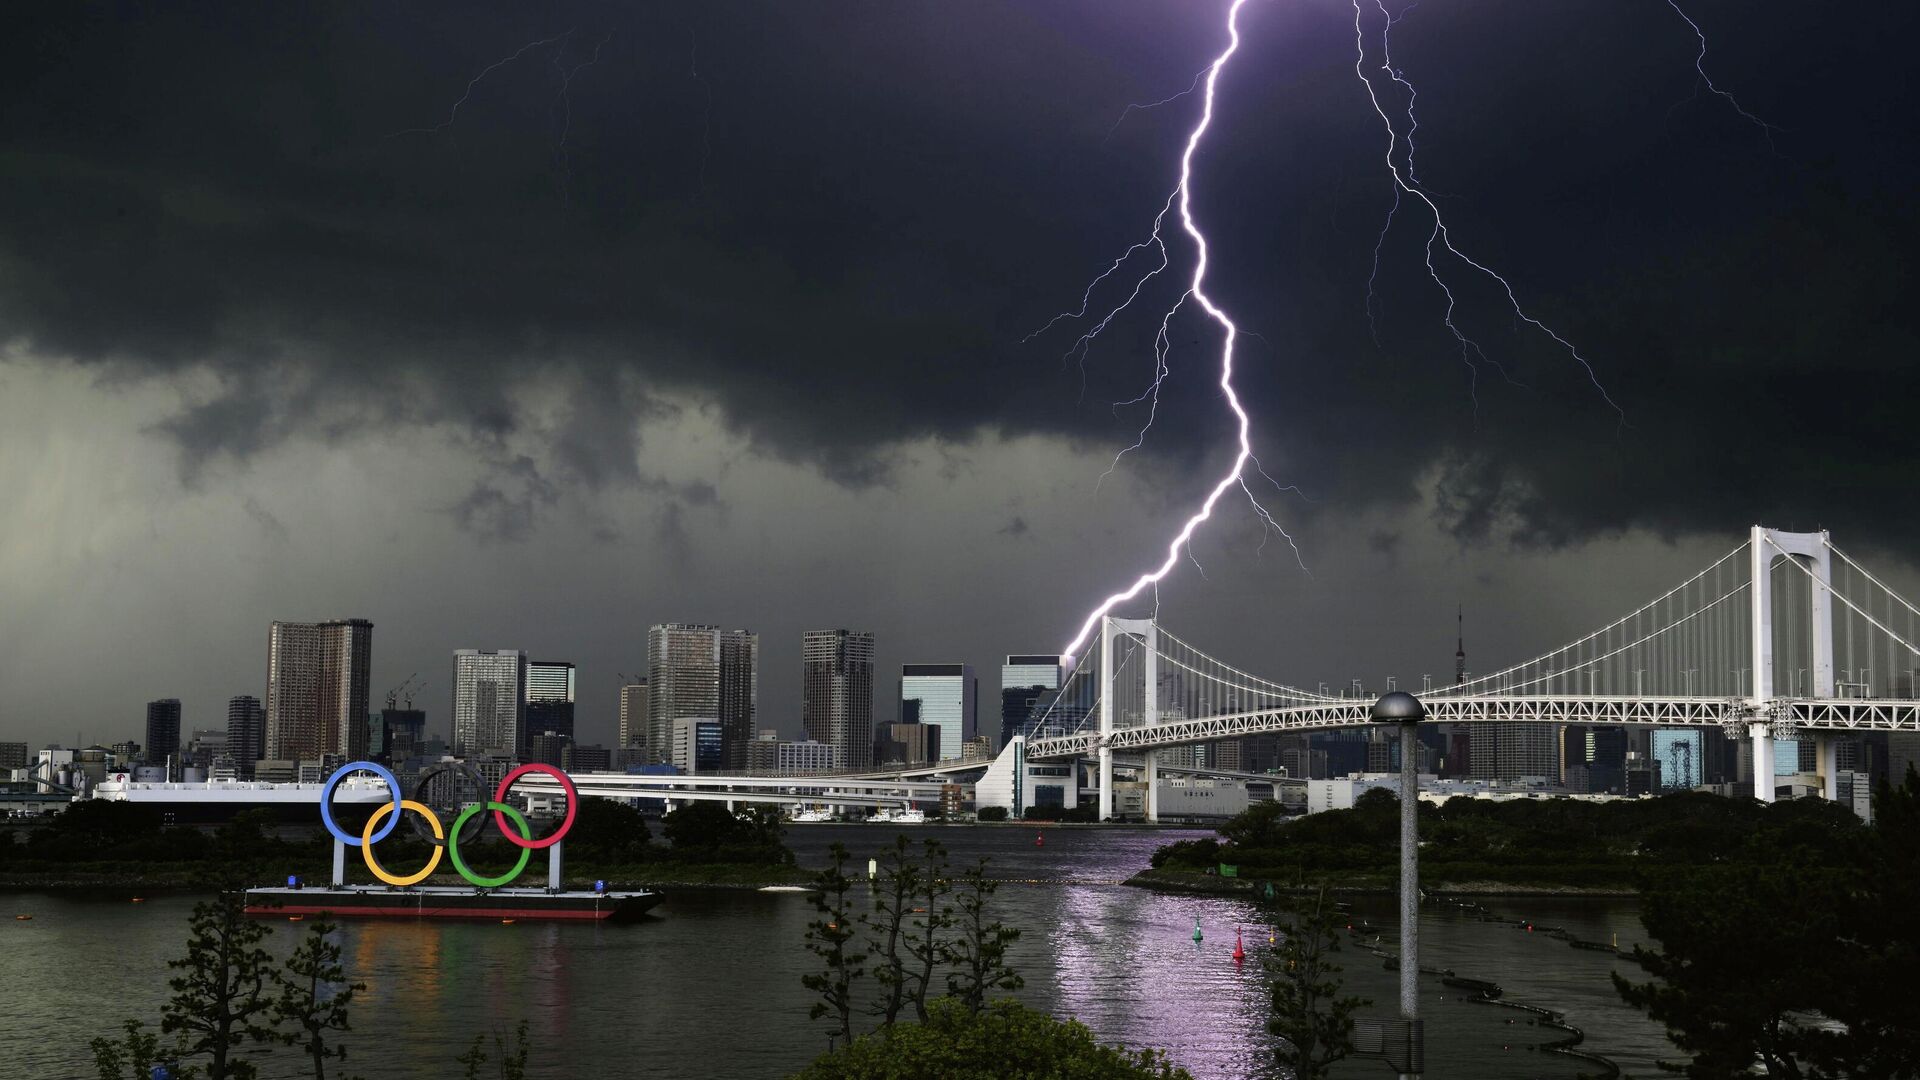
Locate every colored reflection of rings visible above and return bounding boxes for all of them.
[493,764,577,850]
[405,762,488,848]
[320,762,402,847]
[448,802,533,887]
[360,801,444,886]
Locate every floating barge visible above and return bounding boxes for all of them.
[245,884,662,922]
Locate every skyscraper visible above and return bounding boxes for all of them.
[524,660,577,756]
[900,663,976,763]
[1000,654,1064,750]
[225,695,264,777]
[451,650,527,758]
[648,625,758,768]
[145,699,182,775]
[802,629,875,770]
[719,631,759,769]
[617,679,650,751]
[265,618,374,762]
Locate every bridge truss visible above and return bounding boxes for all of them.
[1020,527,1920,818]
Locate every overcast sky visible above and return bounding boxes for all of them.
[3,1,1915,749]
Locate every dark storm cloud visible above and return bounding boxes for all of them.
[1,1,1915,547]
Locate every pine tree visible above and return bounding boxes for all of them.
[801,842,867,1047]
[273,920,365,1080]
[903,838,954,1022]
[1267,886,1368,1080]
[162,890,279,1080]
[862,834,920,1027]
[946,858,1021,1014]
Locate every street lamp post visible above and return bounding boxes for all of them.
[1372,691,1426,1079]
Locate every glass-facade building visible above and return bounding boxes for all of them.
[900,664,976,763]
[1000,655,1064,750]
[451,649,527,758]
[525,660,577,756]
[1651,729,1704,789]
[145,699,182,775]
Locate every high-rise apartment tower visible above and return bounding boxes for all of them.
[265,619,374,762]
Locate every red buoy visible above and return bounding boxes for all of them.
[1232,929,1245,964]
[1035,833,1044,847]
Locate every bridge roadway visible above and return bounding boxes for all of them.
[513,757,1298,811]
[517,771,947,811]
[1024,695,1920,761]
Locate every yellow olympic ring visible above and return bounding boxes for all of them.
[360,800,445,886]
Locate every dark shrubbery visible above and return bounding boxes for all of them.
[1149,787,1873,887]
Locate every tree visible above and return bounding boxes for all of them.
[457,1021,532,1080]
[1822,768,1920,1078]
[862,835,920,1027]
[790,997,1192,1080]
[162,890,279,1080]
[1267,886,1368,1080]
[273,920,364,1080]
[975,806,1008,822]
[801,842,866,1047]
[1615,859,1854,1078]
[91,1020,168,1080]
[946,858,1021,1013]
[903,838,953,1022]
[562,796,653,866]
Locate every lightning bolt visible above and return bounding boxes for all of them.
[1353,0,1618,418]
[1661,0,1779,147]
[1106,69,1208,141]
[391,31,576,139]
[552,32,613,204]
[1058,0,1300,663]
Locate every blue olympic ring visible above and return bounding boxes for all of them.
[319,761,402,847]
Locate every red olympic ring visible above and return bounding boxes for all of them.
[493,763,577,850]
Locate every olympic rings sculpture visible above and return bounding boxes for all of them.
[319,761,578,888]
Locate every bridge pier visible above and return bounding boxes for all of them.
[1749,722,1775,802]
[1097,746,1114,823]
[1145,750,1159,823]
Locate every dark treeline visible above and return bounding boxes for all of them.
[1151,787,1872,888]
[2,798,793,885]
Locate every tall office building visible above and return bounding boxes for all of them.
[718,631,759,768]
[617,679,650,751]
[900,663,976,763]
[1495,724,1561,783]
[1000,654,1064,750]
[451,650,528,758]
[648,625,759,768]
[265,618,374,762]
[524,660,577,756]
[225,695,265,777]
[802,629,876,770]
[145,699,182,775]
[379,707,426,763]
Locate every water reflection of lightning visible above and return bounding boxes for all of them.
[1056,0,1300,663]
